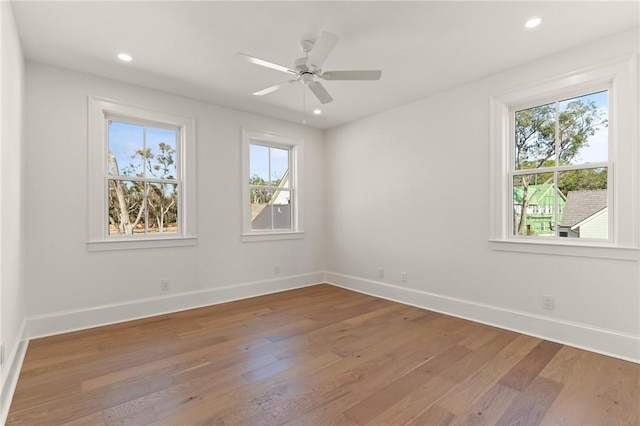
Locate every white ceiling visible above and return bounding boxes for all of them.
[10,1,640,129]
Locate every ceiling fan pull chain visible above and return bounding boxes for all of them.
[302,82,307,125]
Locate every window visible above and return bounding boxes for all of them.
[107,120,179,236]
[512,89,609,239]
[88,97,196,251]
[489,56,639,260]
[242,129,303,241]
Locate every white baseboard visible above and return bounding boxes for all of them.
[19,269,640,374]
[12,269,636,425]
[1,320,28,426]
[325,271,640,364]
[27,272,325,340]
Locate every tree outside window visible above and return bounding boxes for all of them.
[512,90,609,239]
[107,120,179,236]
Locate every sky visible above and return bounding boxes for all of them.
[109,121,289,186]
[559,89,608,164]
[108,90,604,184]
[108,121,177,179]
[249,144,289,185]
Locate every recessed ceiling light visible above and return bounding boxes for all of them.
[525,17,542,29]
[313,109,322,115]
[117,53,133,62]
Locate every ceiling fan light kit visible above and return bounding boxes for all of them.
[238,31,382,106]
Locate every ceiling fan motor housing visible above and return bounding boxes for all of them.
[301,72,315,85]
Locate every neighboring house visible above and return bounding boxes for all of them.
[558,189,608,239]
[252,171,291,230]
[513,183,567,236]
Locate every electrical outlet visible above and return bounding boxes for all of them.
[542,295,555,310]
[161,279,170,291]
[401,272,408,283]
[377,268,384,279]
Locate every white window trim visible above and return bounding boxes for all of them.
[87,97,197,251]
[241,129,304,242]
[489,55,639,260]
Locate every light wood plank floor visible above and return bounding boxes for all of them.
[7,284,639,425]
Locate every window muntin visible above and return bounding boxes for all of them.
[510,89,610,240]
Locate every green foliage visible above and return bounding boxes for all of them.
[557,168,607,196]
[515,104,556,170]
[515,100,605,169]
[154,142,176,179]
[249,173,284,204]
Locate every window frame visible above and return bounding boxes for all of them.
[241,129,304,242]
[489,56,639,260]
[88,97,197,251]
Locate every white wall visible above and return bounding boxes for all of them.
[0,1,27,421]
[14,16,640,375]
[325,29,640,362]
[24,63,326,336]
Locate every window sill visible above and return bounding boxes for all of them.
[241,231,304,243]
[489,239,639,261]
[87,237,197,252]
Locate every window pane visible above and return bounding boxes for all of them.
[558,91,608,165]
[250,189,273,230]
[558,168,608,239]
[272,189,292,230]
[270,147,289,188]
[147,183,178,233]
[513,173,558,236]
[514,102,556,170]
[108,179,146,235]
[108,121,144,177]
[250,188,292,231]
[147,127,178,180]
[250,144,270,185]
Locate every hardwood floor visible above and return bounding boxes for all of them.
[7,284,639,425]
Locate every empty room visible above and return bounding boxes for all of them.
[1,1,639,425]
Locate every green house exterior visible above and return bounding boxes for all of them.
[513,183,567,236]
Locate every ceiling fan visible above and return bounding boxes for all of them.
[238,31,382,105]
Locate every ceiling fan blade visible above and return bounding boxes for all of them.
[320,70,382,80]
[237,53,297,75]
[307,31,339,69]
[308,81,333,104]
[253,79,299,96]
